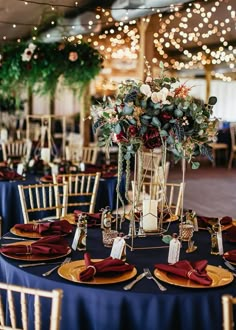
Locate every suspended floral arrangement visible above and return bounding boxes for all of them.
[91,62,219,206]
[0,40,103,96]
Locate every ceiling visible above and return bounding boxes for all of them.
[0,0,235,79]
[0,0,115,41]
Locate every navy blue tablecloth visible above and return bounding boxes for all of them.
[0,222,235,330]
[0,175,125,234]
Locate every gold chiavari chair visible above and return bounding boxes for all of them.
[18,183,68,224]
[53,172,101,214]
[0,282,63,330]
[228,123,236,169]
[141,151,162,183]
[141,181,184,218]
[222,294,236,330]
[1,139,32,164]
[82,146,99,165]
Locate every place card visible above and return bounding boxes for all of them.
[72,227,80,251]
[217,230,224,255]
[142,200,158,232]
[110,237,126,260]
[41,148,50,163]
[17,163,24,175]
[168,234,181,264]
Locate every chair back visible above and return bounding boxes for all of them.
[0,281,63,330]
[1,139,32,163]
[222,294,236,330]
[65,144,83,163]
[141,181,184,216]
[18,183,68,223]
[142,151,162,182]
[53,172,101,214]
[227,123,236,169]
[82,147,99,165]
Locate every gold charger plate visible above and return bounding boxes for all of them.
[10,227,42,239]
[198,219,236,231]
[154,265,233,289]
[58,259,137,285]
[39,176,53,183]
[1,241,71,262]
[61,214,76,225]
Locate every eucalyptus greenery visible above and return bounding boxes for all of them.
[0,41,103,96]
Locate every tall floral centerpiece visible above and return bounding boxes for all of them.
[91,63,218,214]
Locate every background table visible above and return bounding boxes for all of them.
[0,175,125,234]
[0,222,235,330]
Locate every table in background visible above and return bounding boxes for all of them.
[0,175,125,234]
[0,223,235,330]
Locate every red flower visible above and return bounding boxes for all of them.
[160,112,172,122]
[128,125,138,137]
[115,132,126,143]
[143,126,162,149]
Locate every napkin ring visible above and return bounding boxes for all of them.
[187,269,197,279]
[87,265,96,276]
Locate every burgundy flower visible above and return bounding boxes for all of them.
[128,125,138,137]
[160,111,172,122]
[143,126,162,149]
[115,131,126,143]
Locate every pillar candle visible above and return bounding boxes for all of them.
[142,199,158,232]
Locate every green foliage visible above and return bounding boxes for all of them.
[0,41,103,96]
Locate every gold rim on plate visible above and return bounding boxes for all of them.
[10,226,42,239]
[61,214,76,225]
[1,241,71,261]
[58,259,137,285]
[154,265,233,288]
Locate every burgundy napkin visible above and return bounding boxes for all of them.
[220,216,233,226]
[0,169,23,181]
[224,250,236,262]
[79,252,134,281]
[155,259,212,286]
[14,220,73,235]
[0,235,70,256]
[223,226,236,242]
[197,215,232,228]
[73,210,102,227]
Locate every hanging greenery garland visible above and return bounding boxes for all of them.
[0,41,103,96]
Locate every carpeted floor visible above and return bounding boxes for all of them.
[168,161,236,218]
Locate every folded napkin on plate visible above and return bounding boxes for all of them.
[0,169,23,181]
[40,175,53,182]
[79,252,134,281]
[0,235,70,256]
[224,250,236,262]
[197,215,232,228]
[220,216,233,226]
[223,226,236,242]
[14,220,73,235]
[73,210,102,227]
[155,259,212,286]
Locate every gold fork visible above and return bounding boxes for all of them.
[143,267,167,291]
[42,257,71,277]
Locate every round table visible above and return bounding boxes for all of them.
[0,222,235,330]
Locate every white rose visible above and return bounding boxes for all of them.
[28,43,36,51]
[151,87,169,103]
[140,84,151,97]
[21,48,32,62]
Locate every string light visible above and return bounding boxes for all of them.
[0,0,234,81]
